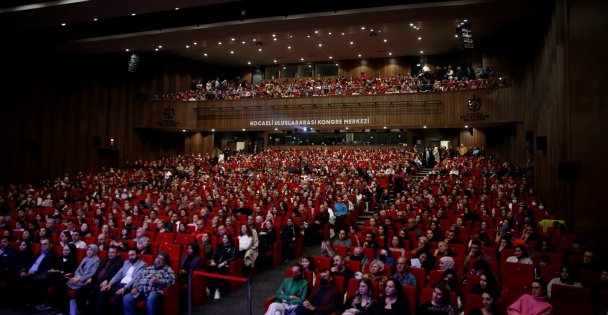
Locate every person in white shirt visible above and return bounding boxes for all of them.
[505,245,533,264]
[547,265,583,298]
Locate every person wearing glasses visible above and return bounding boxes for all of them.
[507,278,553,315]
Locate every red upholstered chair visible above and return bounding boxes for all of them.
[463,293,483,314]
[502,278,531,305]
[175,233,195,246]
[402,285,416,314]
[410,267,426,289]
[345,278,360,302]
[333,244,348,257]
[156,232,175,244]
[345,260,362,274]
[550,284,592,315]
[313,255,332,270]
[428,270,443,288]
[501,262,534,282]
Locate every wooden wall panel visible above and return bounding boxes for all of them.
[136,88,521,132]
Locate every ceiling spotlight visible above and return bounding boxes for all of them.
[61,23,66,26]
[203,53,208,56]
[247,61,251,65]
[230,50,234,54]
[131,13,136,16]
[93,18,98,21]
[193,42,197,45]
[231,38,235,41]
[383,39,388,43]
[175,7,179,10]
[185,45,190,48]
[418,37,422,40]
[125,49,130,52]
[420,50,424,54]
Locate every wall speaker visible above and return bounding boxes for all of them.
[557,162,576,182]
[525,131,534,142]
[536,136,547,151]
[92,136,101,147]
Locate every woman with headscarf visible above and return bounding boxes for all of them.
[179,242,203,284]
[48,243,78,314]
[439,256,455,272]
[66,244,100,290]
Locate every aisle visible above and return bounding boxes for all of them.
[191,243,320,315]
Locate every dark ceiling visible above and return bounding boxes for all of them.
[1,0,544,67]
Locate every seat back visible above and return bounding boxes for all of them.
[550,284,592,315]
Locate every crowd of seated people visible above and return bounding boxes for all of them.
[262,150,602,314]
[153,67,506,102]
[0,147,603,315]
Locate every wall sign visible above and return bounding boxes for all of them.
[249,117,370,127]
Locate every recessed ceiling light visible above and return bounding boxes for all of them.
[185,45,189,48]
[329,56,333,59]
[242,129,246,131]
[203,53,208,56]
[383,39,387,43]
[328,32,332,35]
[420,50,424,54]
[230,50,234,54]
[307,35,310,38]
[211,129,215,132]
[465,125,468,128]
[273,38,277,41]
[388,52,392,56]
[409,23,414,26]
[301,58,304,61]
[242,41,246,44]
[273,59,277,63]
[158,45,162,48]
[418,37,422,40]
[383,126,387,129]
[131,13,136,16]
[318,43,322,47]
[423,125,427,129]
[218,41,222,45]
[361,26,365,30]
[247,61,251,65]
[258,48,262,52]
[455,34,459,38]
[61,23,66,26]
[350,41,354,45]
[175,7,179,10]
[93,18,98,21]
[182,129,186,132]
[274,128,278,131]
[231,38,235,41]
[125,49,130,52]
[155,48,158,51]
[287,46,292,49]
[193,42,197,45]
[358,54,362,58]
[253,38,257,42]
[272,34,276,37]
[341,32,345,35]
[345,127,349,130]
[464,19,468,22]
[314,30,319,34]
[289,35,293,38]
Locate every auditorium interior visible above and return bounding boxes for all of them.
[0,0,607,314]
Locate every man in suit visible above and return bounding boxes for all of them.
[95,248,147,315]
[22,237,58,308]
[295,268,341,315]
[76,245,124,314]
